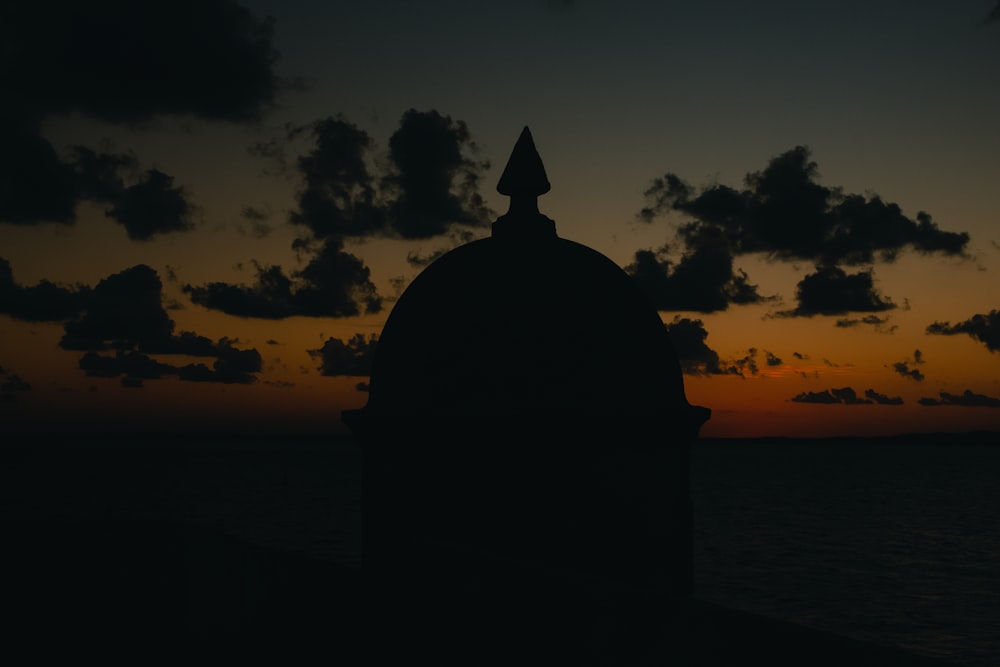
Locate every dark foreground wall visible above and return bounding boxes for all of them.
[4,518,361,661]
[1,436,973,665]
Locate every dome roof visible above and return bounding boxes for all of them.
[345,127,707,429]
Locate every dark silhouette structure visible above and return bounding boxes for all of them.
[345,127,711,663]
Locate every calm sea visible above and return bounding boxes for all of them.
[3,433,996,665]
[691,436,999,667]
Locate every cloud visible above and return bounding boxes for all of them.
[918,390,1000,407]
[239,205,274,238]
[0,367,31,392]
[891,349,925,382]
[638,146,969,316]
[308,334,378,377]
[2,1,288,228]
[865,389,904,405]
[191,339,262,384]
[286,116,385,239]
[265,109,494,243]
[835,314,896,332]
[183,238,382,319]
[0,257,90,322]
[640,145,969,267]
[764,350,782,366]
[790,386,873,404]
[59,265,175,350]
[78,349,174,379]
[191,108,494,320]
[53,264,262,384]
[66,144,139,203]
[664,316,746,376]
[772,266,895,317]
[926,310,1000,353]
[0,366,32,403]
[0,114,78,225]
[105,169,195,240]
[382,109,494,239]
[76,336,261,385]
[626,243,773,313]
[6,0,286,124]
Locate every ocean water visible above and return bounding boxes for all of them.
[3,433,996,665]
[690,437,1000,667]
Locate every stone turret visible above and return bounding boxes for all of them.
[345,126,710,663]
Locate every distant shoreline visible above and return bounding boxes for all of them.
[2,430,996,447]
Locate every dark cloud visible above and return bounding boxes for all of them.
[66,144,139,203]
[173,343,262,384]
[835,314,896,332]
[665,316,723,375]
[199,339,263,384]
[308,333,378,377]
[0,257,90,322]
[0,367,32,392]
[764,351,782,366]
[5,0,285,124]
[640,145,969,267]
[383,109,494,239]
[137,330,224,356]
[105,169,195,240]
[790,387,872,405]
[830,387,871,404]
[790,389,839,404]
[918,390,1000,407]
[731,348,759,377]
[0,366,31,403]
[0,113,78,225]
[79,349,174,379]
[287,116,385,239]
[59,265,175,350]
[793,351,808,360]
[626,243,772,313]
[55,264,261,384]
[1,129,194,236]
[239,205,273,238]
[664,316,745,376]
[638,146,968,316]
[184,264,295,319]
[184,238,382,319]
[77,336,261,385]
[865,389,904,405]
[214,109,491,320]
[241,205,269,222]
[891,349,925,382]
[926,310,1000,353]
[262,109,493,242]
[773,266,895,317]
[2,1,287,228]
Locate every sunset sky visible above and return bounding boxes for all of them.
[2,0,999,438]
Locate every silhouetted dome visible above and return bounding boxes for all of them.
[347,127,705,430]
[357,132,711,657]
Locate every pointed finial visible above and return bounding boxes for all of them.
[497,126,550,196]
[491,126,557,239]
